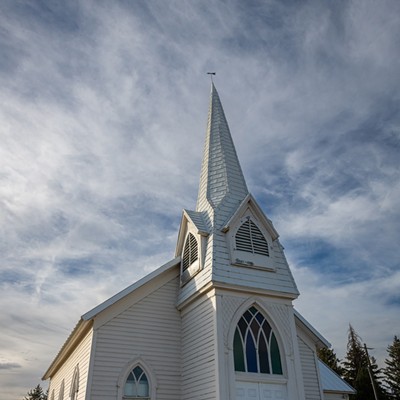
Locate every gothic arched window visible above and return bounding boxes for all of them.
[123,366,150,399]
[233,306,282,375]
[58,379,64,400]
[70,366,79,400]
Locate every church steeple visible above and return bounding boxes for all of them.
[196,83,248,213]
[177,83,298,305]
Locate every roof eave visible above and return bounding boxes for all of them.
[294,309,331,348]
[42,318,93,380]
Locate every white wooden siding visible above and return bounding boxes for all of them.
[48,329,93,400]
[178,232,213,305]
[89,277,181,400]
[298,336,322,400]
[212,229,298,296]
[181,294,217,400]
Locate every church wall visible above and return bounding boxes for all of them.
[211,224,298,297]
[181,292,217,400]
[48,328,93,400]
[89,276,181,400]
[297,336,322,400]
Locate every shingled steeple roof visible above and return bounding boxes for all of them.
[196,83,248,213]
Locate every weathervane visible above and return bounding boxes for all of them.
[207,72,216,82]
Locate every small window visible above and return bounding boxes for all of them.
[70,366,79,400]
[233,306,282,375]
[236,219,269,256]
[50,390,55,400]
[182,233,198,271]
[58,380,64,400]
[124,366,149,399]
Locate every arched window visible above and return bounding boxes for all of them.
[50,389,55,400]
[123,366,150,399]
[70,365,79,400]
[235,219,269,257]
[233,306,282,375]
[58,379,64,400]
[182,233,198,271]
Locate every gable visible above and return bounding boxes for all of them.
[175,210,209,285]
[222,194,279,240]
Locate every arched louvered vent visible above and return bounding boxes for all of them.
[236,219,269,256]
[182,233,198,271]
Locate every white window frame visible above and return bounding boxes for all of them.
[70,365,79,400]
[117,358,157,400]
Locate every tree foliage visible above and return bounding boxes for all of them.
[342,324,387,400]
[385,335,400,399]
[24,384,47,400]
[317,346,345,376]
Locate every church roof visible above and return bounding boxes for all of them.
[294,309,330,348]
[318,360,356,393]
[42,257,180,380]
[196,83,248,212]
[182,209,209,236]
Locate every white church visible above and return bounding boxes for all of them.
[43,83,355,400]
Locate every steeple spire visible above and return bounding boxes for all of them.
[196,83,248,212]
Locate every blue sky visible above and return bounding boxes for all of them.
[1,0,399,398]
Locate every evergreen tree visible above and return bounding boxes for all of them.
[24,384,47,400]
[343,324,387,400]
[318,346,345,376]
[385,335,400,399]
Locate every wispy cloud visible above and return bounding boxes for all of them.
[0,0,399,397]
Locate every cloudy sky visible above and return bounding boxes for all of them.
[1,0,399,398]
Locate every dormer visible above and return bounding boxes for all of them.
[175,209,209,285]
[222,194,279,271]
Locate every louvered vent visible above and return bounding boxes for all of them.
[236,220,269,256]
[182,233,198,271]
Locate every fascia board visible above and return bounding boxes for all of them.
[294,309,331,348]
[82,256,180,321]
[175,211,188,257]
[42,319,93,380]
[221,193,279,240]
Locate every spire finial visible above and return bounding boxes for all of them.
[207,72,216,82]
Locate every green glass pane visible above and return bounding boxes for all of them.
[271,333,283,374]
[249,306,258,315]
[233,328,245,371]
[259,332,270,374]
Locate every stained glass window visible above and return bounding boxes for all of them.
[233,306,283,375]
[124,366,149,399]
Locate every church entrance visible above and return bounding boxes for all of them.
[236,381,287,400]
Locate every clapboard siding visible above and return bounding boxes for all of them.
[48,329,93,400]
[89,276,181,400]
[181,294,217,400]
[213,232,299,296]
[298,336,322,400]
